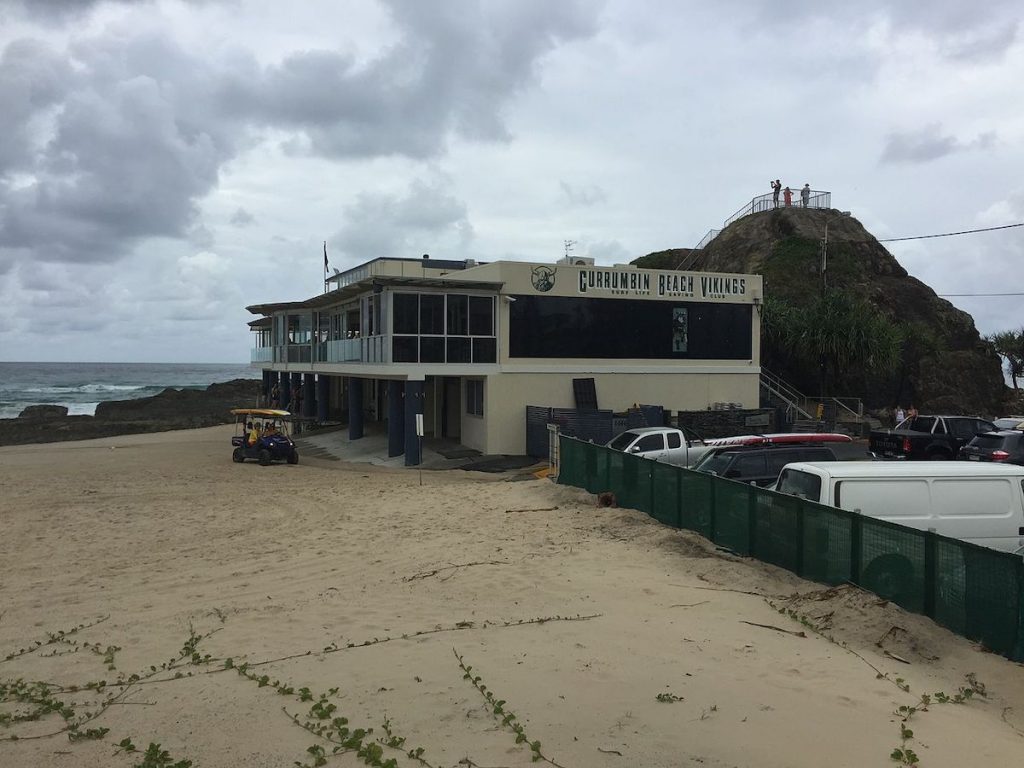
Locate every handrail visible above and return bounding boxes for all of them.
[692,189,834,254]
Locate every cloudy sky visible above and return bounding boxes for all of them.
[1,0,1022,363]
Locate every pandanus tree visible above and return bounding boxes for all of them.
[989,329,1024,390]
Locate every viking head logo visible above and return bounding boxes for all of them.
[531,266,556,292]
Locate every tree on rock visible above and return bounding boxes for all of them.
[989,329,1024,390]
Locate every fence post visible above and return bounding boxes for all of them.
[708,477,718,542]
[603,448,611,492]
[649,463,656,515]
[675,467,683,529]
[923,531,937,619]
[850,513,862,584]
[747,486,758,558]
[795,503,805,577]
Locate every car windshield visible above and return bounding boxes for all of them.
[693,450,736,475]
[608,431,640,451]
[777,469,822,500]
[969,433,1009,450]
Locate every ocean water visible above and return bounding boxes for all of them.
[0,362,260,419]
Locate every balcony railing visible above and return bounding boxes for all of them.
[252,335,391,366]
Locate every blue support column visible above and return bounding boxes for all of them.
[279,372,291,412]
[316,375,329,423]
[302,373,316,419]
[348,377,364,440]
[404,379,424,467]
[387,380,404,457]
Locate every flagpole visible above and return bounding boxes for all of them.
[323,240,328,294]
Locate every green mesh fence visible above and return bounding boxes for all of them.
[558,435,1024,662]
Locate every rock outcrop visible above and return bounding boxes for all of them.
[1,379,261,447]
[634,207,1007,415]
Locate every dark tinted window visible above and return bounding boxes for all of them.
[766,449,801,475]
[447,295,469,335]
[636,434,664,452]
[420,294,445,335]
[420,336,444,363]
[508,295,752,360]
[446,337,470,363]
[393,294,418,334]
[948,419,978,439]
[731,453,767,477]
[667,432,682,449]
[469,296,494,336]
[609,431,640,451]
[392,336,417,362]
[799,447,835,462]
[472,337,496,363]
[695,450,735,475]
[909,416,936,433]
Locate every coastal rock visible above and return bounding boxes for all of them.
[635,208,1007,414]
[1,378,262,447]
[18,404,70,420]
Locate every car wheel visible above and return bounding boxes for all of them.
[258,449,272,466]
[862,554,914,604]
[288,449,299,465]
[232,448,245,463]
[927,451,950,460]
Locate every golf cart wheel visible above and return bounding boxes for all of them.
[862,554,914,605]
[258,449,272,466]
[232,448,245,463]
[287,449,299,465]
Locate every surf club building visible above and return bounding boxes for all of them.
[247,256,762,464]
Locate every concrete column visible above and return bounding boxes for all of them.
[404,379,424,466]
[302,373,316,419]
[316,375,329,423]
[348,377,364,440]
[387,380,405,457]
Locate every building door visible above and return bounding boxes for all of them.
[441,376,462,439]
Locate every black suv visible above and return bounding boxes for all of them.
[958,430,1024,465]
[692,444,839,486]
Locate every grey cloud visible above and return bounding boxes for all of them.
[331,178,474,261]
[230,207,255,226]
[880,125,997,164]
[560,181,607,207]
[941,23,1019,63]
[224,0,599,159]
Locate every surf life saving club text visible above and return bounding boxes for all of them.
[577,268,746,299]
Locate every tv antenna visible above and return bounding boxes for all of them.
[563,239,577,259]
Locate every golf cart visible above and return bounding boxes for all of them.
[230,408,299,466]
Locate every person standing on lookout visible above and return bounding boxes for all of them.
[783,186,793,206]
[801,183,810,207]
[771,179,781,208]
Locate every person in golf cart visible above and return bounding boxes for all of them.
[231,408,298,466]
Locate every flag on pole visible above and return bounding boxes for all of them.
[323,241,329,271]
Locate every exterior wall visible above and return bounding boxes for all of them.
[460,377,487,452]
[482,370,759,455]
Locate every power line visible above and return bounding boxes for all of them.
[937,292,1024,297]
[878,221,1024,242]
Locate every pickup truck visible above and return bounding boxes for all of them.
[606,428,851,468]
[869,415,996,460]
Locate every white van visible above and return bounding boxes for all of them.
[775,461,1024,553]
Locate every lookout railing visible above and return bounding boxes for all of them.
[682,188,833,270]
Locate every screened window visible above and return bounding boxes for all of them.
[466,379,484,416]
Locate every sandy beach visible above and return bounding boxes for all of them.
[1,426,1022,768]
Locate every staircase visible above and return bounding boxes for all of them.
[760,369,866,434]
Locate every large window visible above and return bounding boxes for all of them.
[508,295,752,360]
[392,293,496,364]
[466,379,484,417]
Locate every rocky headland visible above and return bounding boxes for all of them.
[0,379,261,447]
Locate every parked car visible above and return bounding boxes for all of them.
[691,443,841,486]
[959,430,1024,465]
[992,417,1024,430]
[869,415,996,460]
[606,427,705,466]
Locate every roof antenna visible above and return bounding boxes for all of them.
[564,239,577,259]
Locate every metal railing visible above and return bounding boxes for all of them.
[724,189,832,228]
[760,368,863,424]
